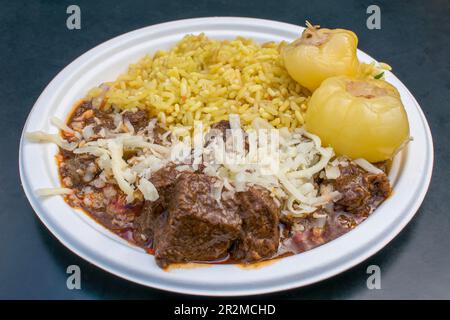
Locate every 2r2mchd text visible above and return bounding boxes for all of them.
[174,304,276,317]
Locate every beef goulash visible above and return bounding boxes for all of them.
[45,100,392,268]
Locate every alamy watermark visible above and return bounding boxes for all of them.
[366,264,381,289]
[366,5,381,30]
[168,122,281,175]
[66,5,81,30]
[66,265,81,290]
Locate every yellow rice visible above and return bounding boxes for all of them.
[87,33,310,130]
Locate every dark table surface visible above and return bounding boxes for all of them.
[1,0,449,300]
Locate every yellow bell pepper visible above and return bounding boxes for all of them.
[282,23,359,91]
[305,76,410,162]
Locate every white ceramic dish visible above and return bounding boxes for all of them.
[19,17,433,296]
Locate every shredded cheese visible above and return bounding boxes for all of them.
[51,116,76,134]
[137,178,159,201]
[36,187,73,196]
[107,140,135,202]
[25,131,77,151]
[26,113,383,213]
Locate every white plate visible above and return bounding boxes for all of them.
[19,17,433,296]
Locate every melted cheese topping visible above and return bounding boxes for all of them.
[26,115,369,217]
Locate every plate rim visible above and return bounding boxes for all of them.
[19,16,434,296]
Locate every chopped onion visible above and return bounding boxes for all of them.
[82,124,95,140]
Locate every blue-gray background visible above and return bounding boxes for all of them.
[1,0,449,299]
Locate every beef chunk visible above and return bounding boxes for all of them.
[133,200,165,245]
[334,163,391,216]
[123,110,149,131]
[134,164,181,244]
[149,164,181,202]
[70,101,93,120]
[334,165,370,212]
[367,173,391,199]
[59,151,99,188]
[66,100,116,138]
[93,109,115,131]
[154,172,241,267]
[232,186,280,262]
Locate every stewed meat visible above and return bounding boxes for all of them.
[59,151,99,187]
[55,99,394,269]
[68,101,115,134]
[123,110,149,131]
[232,187,280,262]
[279,163,391,255]
[136,168,282,266]
[134,164,181,244]
[334,163,391,216]
[154,172,241,267]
